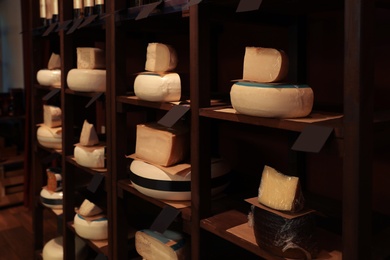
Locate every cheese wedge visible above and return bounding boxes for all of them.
[258,165,304,212]
[79,199,103,217]
[79,120,99,146]
[145,43,178,72]
[77,47,106,69]
[43,105,62,128]
[46,167,62,192]
[134,73,181,102]
[47,52,61,70]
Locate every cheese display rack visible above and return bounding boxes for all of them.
[21,0,390,259]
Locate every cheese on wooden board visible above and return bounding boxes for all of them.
[74,213,108,240]
[79,120,99,146]
[135,229,188,260]
[43,105,62,128]
[134,73,181,102]
[243,47,289,83]
[47,53,61,70]
[42,236,87,260]
[40,188,63,209]
[37,125,62,149]
[37,69,61,88]
[258,165,304,212]
[78,199,103,217]
[46,167,62,192]
[74,145,105,169]
[76,47,106,69]
[67,69,106,92]
[145,43,178,72]
[230,82,314,118]
[135,123,189,167]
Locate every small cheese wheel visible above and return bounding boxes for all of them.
[42,236,87,260]
[40,188,63,209]
[74,145,105,169]
[145,43,178,72]
[77,47,106,69]
[67,69,106,92]
[37,125,62,149]
[134,73,181,102]
[43,105,62,128]
[74,213,108,240]
[37,69,61,88]
[243,46,289,83]
[230,82,314,118]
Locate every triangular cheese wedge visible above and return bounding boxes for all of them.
[79,120,99,146]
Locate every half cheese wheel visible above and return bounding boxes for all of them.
[134,73,181,102]
[74,145,105,169]
[145,43,178,72]
[42,236,87,260]
[230,82,314,118]
[37,125,62,149]
[67,69,106,92]
[37,69,61,88]
[74,213,108,240]
[40,188,63,209]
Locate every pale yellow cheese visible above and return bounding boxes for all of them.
[145,43,178,72]
[43,105,62,128]
[77,47,106,69]
[258,165,304,212]
[78,199,103,217]
[79,120,99,146]
[48,53,61,70]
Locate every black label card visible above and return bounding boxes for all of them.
[67,18,84,34]
[236,0,263,12]
[55,20,72,32]
[150,205,180,233]
[42,22,58,36]
[42,88,61,101]
[291,125,334,153]
[135,0,162,20]
[87,173,104,193]
[79,14,98,29]
[85,92,104,108]
[158,105,190,128]
[183,0,202,9]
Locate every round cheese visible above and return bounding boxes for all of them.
[129,159,231,201]
[74,145,105,169]
[230,82,314,118]
[134,73,181,102]
[67,69,106,92]
[40,188,63,209]
[37,125,62,149]
[37,69,61,88]
[42,236,87,260]
[74,213,108,240]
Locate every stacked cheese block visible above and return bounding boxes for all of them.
[230,47,314,118]
[37,104,62,149]
[74,199,108,241]
[42,236,87,260]
[67,47,106,92]
[40,167,63,209]
[134,43,181,102]
[37,52,61,88]
[74,120,105,169]
[250,165,318,259]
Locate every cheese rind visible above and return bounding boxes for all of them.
[43,105,62,128]
[258,165,304,212]
[79,120,99,146]
[145,43,178,72]
[135,123,189,167]
[37,69,61,88]
[134,73,181,102]
[77,47,106,69]
[37,125,62,149]
[48,53,61,70]
[74,145,105,169]
[79,199,103,217]
[67,69,106,92]
[74,213,108,240]
[243,47,289,83]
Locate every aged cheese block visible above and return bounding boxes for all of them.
[74,145,105,169]
[47,53,61,70]
[243,47,289,83]
[43,105,62,128]
[258,165,304,212]
[230,82,314,118]
[74,213,108,240]
[77,47,106,69]
[40,188,63,209]
[78,199,103,217]
[37,69,61,88]
[134,73,181,102]
[145,43,178,72]
[135,123,189,167]
[67,69,106,92]
[46,167,62,192]
[79,120,99,146]
[37,125,62,149]
[130,159,231,201]
[42,236,87,260]
[135,229,188,260]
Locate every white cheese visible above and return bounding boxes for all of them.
[47,53,61,70]
[78,199,103,217]
[76,47,106,69]
[43,105,62,128]
[79,120,99,146]
[42,236,87,260]
[243,47,289,83]
[74,213,108,241]
[74,145,105,169]
[230,82,314,118]
[37,125,62,149]
[134,73,181,102]
[258,165,304,212]
[40,188,63,209]
[37,69,61,88]
[135,123,189,167]
[67,69,106,92]
[145,43,178,72]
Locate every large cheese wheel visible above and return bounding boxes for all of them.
[37,69,61,88]
[67,69,106,92]
[42,236,87,260]
[145,43,178,72]
[230,82,314,118]
[74,145,105,169]
[37,125,62,149]
[129,159,231,201]
[40,188,63,209]
[134,73,181,102]
[74,213,108,240]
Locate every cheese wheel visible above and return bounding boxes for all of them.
[37,69,61,88]
[42,236,87,260]
[40,188,63,209]
[43,105,62,128]
[37,125,62,149]
[145,43,178,72]
[230,82,314,118]
[243,47,289,83]
[74,213,108,240]
[67,69,106,92]
[134,73,181,102]
[129,159,231,201]
[79,120,99,146]
[78,199,103,217]
[77,47,106,69]
[74,145,105,169]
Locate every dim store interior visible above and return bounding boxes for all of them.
[1,0,390,259]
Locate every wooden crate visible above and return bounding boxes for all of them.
[0,154,24,207]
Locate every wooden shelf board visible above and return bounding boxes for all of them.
[66,156,107,175]
[68,223,109,256]
[116,95,179,111]
[34,84,60,91]
[65,89,105,98]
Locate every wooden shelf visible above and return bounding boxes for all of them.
[116,95,181,111]
[66,156,107,176]
[68,223,109,257]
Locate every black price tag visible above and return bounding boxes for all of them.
[85,92,103,108]
[157,105,190,128]
[87,173,104,193]
[236,0,263,12]
[291,125,334,153]
[78,14,98,29]
[55,20,72,32]
[67,18,84,34]
[135,0,162,20]
[42,22,58,36]
[42,88,61,101]
[150,206,180,234]
[94,254,107,260]
[182,0,202,9]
